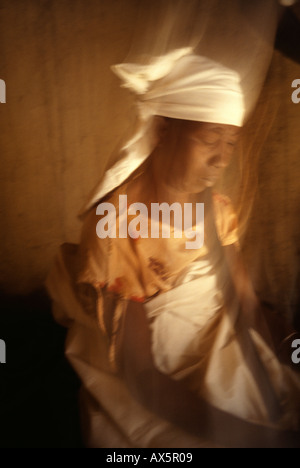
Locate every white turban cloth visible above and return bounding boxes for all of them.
[80,48,245,215]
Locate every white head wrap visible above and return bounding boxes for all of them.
[80,48,245,215]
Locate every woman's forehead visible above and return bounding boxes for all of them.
[181,120,241,136]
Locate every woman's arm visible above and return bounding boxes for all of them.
[224,243,277,346]
[223,242,297,357]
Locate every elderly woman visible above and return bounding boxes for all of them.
[47,49,300,447]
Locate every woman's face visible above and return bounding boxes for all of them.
[159,119,241,194]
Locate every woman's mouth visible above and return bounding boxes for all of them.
[201,177,218,187]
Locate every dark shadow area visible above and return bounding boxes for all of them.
[275,6,300,64]
[0,289,83,448]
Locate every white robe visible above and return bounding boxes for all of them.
[46,241,300,448]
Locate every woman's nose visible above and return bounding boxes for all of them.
[207,142,231,169]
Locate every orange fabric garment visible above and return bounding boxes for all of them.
[77,174,239,303]
[75,169,239,372]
